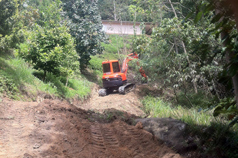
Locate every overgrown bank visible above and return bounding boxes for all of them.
[0,55,91,101]
[141,95,238,158]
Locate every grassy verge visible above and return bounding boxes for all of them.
[0,56,91,101]
[142,95,238,157]
[142,96,216,126]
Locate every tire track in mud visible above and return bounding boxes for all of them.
[101,126,119,148]
[87,121,182,158]
[90,124,106,154]
[114,122,161,158]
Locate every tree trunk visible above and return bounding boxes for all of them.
[173,88,179,103]
[65,77,69,87]
[43,71,46,82]
[113,0,117,21]
[224,41,238,107]
[174,38,178,54]
[232,74,238,107]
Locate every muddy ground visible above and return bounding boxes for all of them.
[0,85,187,158]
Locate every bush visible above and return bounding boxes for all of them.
[18,25,79,80]
[0,75,18,97]
[176,91,213,109]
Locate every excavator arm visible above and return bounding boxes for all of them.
[121,52,147,80]
[137,61,148,80]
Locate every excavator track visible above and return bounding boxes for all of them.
[99,83,135,96]
[119,83,135,94]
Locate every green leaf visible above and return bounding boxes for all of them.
[204,3,214,15]
[228,116,238,128]
[194,11,203,24]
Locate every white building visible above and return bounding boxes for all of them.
[102,20,152,35]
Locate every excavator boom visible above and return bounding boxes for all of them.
[121,53,147,80]
[121,53,139,74]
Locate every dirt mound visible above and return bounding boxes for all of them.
[0,98,183,158]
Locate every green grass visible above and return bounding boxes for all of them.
[142,96,216,126]
[0,56,91,100]
[142,95,238,157]
[102,35,132,54]
[0,57,33,85]
[0,56,46,99]
[47,74,91,99]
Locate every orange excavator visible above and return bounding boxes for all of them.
[98,52,147,96]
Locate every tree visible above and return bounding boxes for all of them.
[98,0,133,21]
[61,0,107,70]
[131,0,230,108]
[0,0,18,37]
[0,0,23,53]
[194,0,238,108]
[129,0,199,23]
[213,0,238,108]
[18,1,79,80]
[19,25,79,80]
[129,0,163,23]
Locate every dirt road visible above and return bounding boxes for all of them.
[79,84,145,117]
[0,87,183,158]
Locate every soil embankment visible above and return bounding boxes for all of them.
[0,85,183,158]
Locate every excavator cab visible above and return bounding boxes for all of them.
[101,60,126,89]
[102,60,120,74]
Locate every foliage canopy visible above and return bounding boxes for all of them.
[61,0,107,70]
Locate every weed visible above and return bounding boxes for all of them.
[0,76,18,97]
[107,113,113,120]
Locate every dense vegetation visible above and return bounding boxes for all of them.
[1,0,238,157]
[130,0,238,157]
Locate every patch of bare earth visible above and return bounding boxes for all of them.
[0,96,183,158]
[78,84,146,117]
